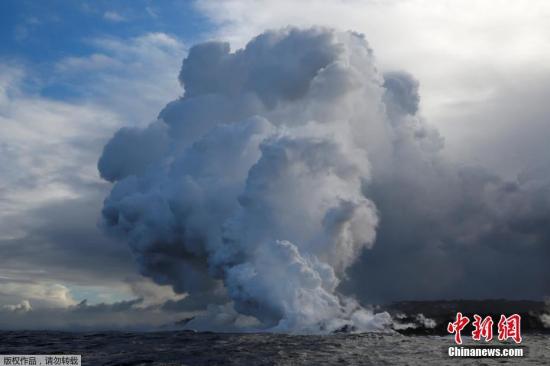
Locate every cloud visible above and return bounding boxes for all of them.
[128,277,186,307]
[98,27,392,332]
[0,64,119,241]
[0,281,76,309]
[98,26,550,334]
[56,54,122,72]
[195,0,550,176]
[2,300,32,313]
[103,11,127,22]
[0,31,185,328]
[339,72,550,302]
[53,32,184,126]
[0,298,191,331]
[97,121,170,182]
[189,0,550,304]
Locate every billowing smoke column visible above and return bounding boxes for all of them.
[98,28,394,331]
[98,27,549,331]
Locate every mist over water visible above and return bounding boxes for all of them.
[98,27,550,332]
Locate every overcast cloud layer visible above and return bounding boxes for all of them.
[197,0,550,178]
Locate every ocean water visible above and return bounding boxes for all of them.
[0,331,548,365]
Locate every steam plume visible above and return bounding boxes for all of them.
[98,27,549,331]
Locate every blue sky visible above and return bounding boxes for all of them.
[0,0,211,60]
[0,0,212,100]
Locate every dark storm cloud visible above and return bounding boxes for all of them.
[344,171,550,302]
[341,72,550,303]
[0,193,136,285]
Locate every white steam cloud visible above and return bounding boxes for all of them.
[98,27,549,332]
[98,28,393,332]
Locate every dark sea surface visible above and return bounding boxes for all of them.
[0,331,548,365]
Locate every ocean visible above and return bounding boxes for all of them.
[1,331,548,365]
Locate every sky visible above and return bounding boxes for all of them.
[0,0,549,331]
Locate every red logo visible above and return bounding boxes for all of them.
[472,314,494,342]
[448,313,522,344]
[497,314,522,344]
[447,312,469,344]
